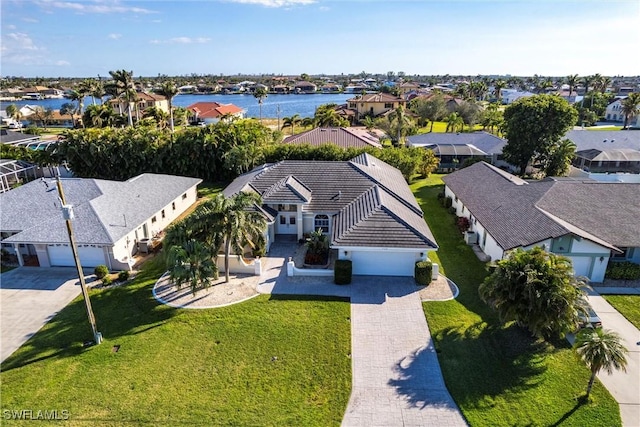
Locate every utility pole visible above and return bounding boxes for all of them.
[276,104,281,131]
[56,176,102,345]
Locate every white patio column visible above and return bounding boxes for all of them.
[14,244,24,267]
[297,208,303,241]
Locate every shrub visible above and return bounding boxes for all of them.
[415,261,433,286]
[437,191,445,201]
[456,216,471,233]
[94,265,109,279]
[334,259,352,285]
[606,261,640,280]
[448,206,457,214]
[118,270,130,282]
[101,275,112,286]
[444,196,453,209]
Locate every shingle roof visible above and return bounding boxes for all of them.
[281,127,382,149]
[443,162,640,251]
[223,155,436,250]
[407,131,506,155]
[564,130,640,151]
[0,130,40,145]
[1,174,201,245]
[576,148,640,162]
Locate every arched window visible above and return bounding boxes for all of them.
[314,215,329,233]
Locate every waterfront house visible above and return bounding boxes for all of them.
[294,81,317,94]
[186,101,245,124]
[223,153,438,277]
[347,93,405,121]
[443,161,640,283]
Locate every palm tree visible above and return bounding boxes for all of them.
[79,79,97,106]
[167,239,218,294]
[621,93,640,129]
[565,74,579,98]
[5,104,23,132]
[493,79,507,103]
[574,327,628,399]
[253,87,268,123]
[581,75,594,108]
[390,105,412,146]
[361,115,375,130]
[204,193,267,283]
[282,114,301,135]
[108,69,136,126]
[156,81,178,132]
[445,112,463,133]
[60,102,78,128]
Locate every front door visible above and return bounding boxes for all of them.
[276,214,297,234]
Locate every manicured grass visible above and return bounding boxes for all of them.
[585,126,623,131]
[411,175,621,427]
[603,295,640,329]
[1,258,351,426]
[197,181,227,199]
[416,121,485,134]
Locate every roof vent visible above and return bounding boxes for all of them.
[603,139,607,143]
[338,190,342,199]
[611,139,615,143]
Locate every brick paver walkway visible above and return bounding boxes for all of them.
[342,279,467,427]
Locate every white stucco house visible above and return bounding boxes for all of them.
[443,162,640,283]
[0,174,201,271]
[223,154,438,277]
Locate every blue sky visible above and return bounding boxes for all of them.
[1,0,638,78]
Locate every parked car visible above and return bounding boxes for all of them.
[578,304,602,329]
[8,122,23,129]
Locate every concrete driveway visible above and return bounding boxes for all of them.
[342,279,467,427]
[0,267,83,363]
[585,290,640,427]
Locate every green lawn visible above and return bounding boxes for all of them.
[1,258,351,426]
[585,126,623,131]
[603,295,640,329]
[411,175,621,427]
[197,181,227,199]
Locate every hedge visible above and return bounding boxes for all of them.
[415,261,433,286]
[606,261,640,280]
[334,260,352,285]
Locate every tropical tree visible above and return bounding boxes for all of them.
[581,75,594,108]
[445,112,464,133]
[156,81,178,132]
[501,94,578,176]
[108,69,136,126]
[141,106,169,129]
[282,114,301,135]
[199,192,267,283]
[5,104,23,131]
[493,79,507,102]
[621,93,640,129]
[361,115,375,130]
[78,79,97,106]
[544,139,576,177]
[574,327,628,399]
[479,246,589,339]
[479,103,504,134]
[253,87,268,123]
[565,74,579,98]
[82,104,117,128]
[60,102,78,128]
[410,94,447,132]
[390,105,413,146]
[314,104,348,127]
[166,239,218,294]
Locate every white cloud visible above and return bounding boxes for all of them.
[35,0,156,14]
[108,33,122,39]
[0,31,67,68]
[22,18,40,23]
[225,0,315,7]
[4,32,40,51]
[6,24,17,30]
[150,37,211,44]
[55,60,71,66]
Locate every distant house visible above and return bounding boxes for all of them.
[443,161,640,283]
[407,131,508,171]
[410,93,465,112]
[223,153,438,277]
[186,101,245,124]
[321,83,342,93]
[604,97,639,126]
[282,127,382,149]
[272,84,290,94]
[347,93,405,121]
[501,89,535,104]
[110,92,169,118]
[0,174,201,270]
[397,82,421,96]
[563,129,640,174]
[294,81,317,94]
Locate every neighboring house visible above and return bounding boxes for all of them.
[272,84,290,94]
[347,93,406,121]
[26,110,75,128]
[501,89,535,104]
[410,93,464,112]
[281,127,382,149]
[564,130,640,173]
[443,162,640,283]
[0,174,201,270]
[223,153,438,277]
[0,129,42,148]
[294,81,317,94]
[604,96,639,125]
[321,83,342,93]
[397,82,421,96]
[407,131,508,171]
[186,102,245,124]
[110,92,169,117]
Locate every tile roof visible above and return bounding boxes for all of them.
[407,131,506,155]
[347,93,404,103]
[577,148,640,162]
[186,102,244,119]
[281,127,382,149]
[443,162,640,251]
[1,174,201,245]
[224,154,436,250]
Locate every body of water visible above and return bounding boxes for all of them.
[1,93,354,119]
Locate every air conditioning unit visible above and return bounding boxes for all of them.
[464,231,478,245]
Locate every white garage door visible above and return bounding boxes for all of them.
[47,244,106,268]
[570,256,593,279]
[350,251,416,276]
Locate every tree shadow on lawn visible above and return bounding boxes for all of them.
[431,321,554,407]
[1,263,177,372]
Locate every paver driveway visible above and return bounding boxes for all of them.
[342,279,467,427]
[0,267,82,363]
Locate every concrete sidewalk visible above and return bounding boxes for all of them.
[342,280,467,427]
[585,290,640,427]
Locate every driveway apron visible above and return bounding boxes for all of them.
[342,278,467,427]
[1,267,82,363]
